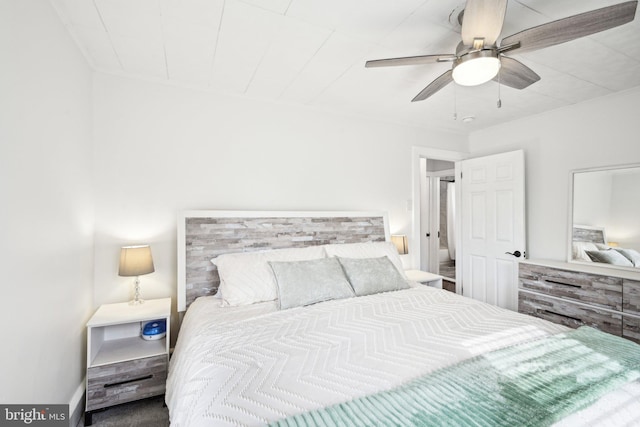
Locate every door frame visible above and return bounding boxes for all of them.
[411,147,467,291]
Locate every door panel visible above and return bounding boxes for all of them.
[470,255,487,301]
[496,190,514,242]
[461,150,525,311]
[471,193,486,239]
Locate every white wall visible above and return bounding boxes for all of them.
[609,171,640,249]
[91,73,467,316]
[469,86,640,262]
[0,0,94,406]
[572,170,613,228]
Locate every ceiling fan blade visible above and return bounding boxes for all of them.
[494,56,540,89]
[461,0,508,46]
[501,1,638,55]
[365,54,456,68]
[412,70,453,102]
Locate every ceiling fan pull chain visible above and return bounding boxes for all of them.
[497,70,502,109]
[453,84,458,120]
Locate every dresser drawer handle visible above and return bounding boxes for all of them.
[544,279,581,288]
[542,310,582,323]
[104,374,153,388]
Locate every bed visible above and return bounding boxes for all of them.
[572,225,640,268]
[167,211,640,426]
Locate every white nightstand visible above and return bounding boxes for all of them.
[85,298,171,426]
[405,270,443,289]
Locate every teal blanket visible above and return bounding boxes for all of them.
[271,327,640,427]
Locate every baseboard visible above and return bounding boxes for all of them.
[69,379,85,427]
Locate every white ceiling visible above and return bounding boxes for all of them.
[50,0,640,134]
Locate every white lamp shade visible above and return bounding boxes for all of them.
[391,235,409,255]
[119,245,155,277]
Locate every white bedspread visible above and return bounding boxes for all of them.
[166,287,640,426]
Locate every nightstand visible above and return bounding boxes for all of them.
[405,270,443,289]
[85,298,171,426]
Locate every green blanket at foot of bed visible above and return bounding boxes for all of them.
[271,326,640,427]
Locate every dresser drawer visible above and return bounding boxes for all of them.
[623,279,640,315]
[519,263,622,311]
[518,291,622,336]
[87,355,167,411]
[623,316,640,344]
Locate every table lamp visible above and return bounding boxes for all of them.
[119,245,155,305]
[391,235,409,255]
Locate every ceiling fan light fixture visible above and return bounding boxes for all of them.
[452,50,501,86]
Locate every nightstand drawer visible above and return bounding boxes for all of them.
[519,291,622,336]
[87,355,167,411]
[519,263,622,311]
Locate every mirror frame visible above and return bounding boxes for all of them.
[567,163,640,272]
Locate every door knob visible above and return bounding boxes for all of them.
[505,250,522,258]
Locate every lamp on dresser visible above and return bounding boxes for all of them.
[118,244,154,305]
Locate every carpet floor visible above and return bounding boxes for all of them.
[78,395,169,427]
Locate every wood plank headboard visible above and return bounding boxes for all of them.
[177,211,390,311]
[572,225,606,244]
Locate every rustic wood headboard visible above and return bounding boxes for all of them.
[177,211,390,311]
[572,224,606,244]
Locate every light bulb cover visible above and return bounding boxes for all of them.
[452,50,501,86]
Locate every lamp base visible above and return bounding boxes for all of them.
[129,276,144,306]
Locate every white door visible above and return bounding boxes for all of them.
[459,150,525,311]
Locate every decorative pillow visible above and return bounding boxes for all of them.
[323,242,407,278]
[269,258,354,310]
[572,241,598,262]
[337,256,410,296]
[614,248,640,267]
[595,243,612,250]
[212,246,326,306]
[585,249,634,267]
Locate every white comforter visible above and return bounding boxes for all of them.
[166,286,640,426]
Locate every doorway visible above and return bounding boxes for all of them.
[423,159,456,284]
[411,147,465,294]
[411,147,526,310]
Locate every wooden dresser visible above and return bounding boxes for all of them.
[518,260,640,343]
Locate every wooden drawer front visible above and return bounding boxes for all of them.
[87,355,167,411]
[518,291,622,336]
[623,279,640,315]
[623,316,640,344]
[519,263,622,311]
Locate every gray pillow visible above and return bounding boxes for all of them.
[269,258,354,310]
[615,248,640,267]
[337,256,410,296]
[585,249,634,267]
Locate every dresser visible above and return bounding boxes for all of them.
[518,260,640,343]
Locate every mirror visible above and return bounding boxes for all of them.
[569,164,640,271]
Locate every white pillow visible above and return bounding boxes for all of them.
[572,241,598,262]
[212,246,326,306]
[614,248,640,267]
[323,241,407,278]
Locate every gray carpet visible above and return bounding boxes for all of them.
[78,396,169,427]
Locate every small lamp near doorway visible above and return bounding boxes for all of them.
[391,235,409,255]
[119,245,155,305]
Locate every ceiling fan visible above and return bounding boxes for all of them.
[365,0,638,102]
